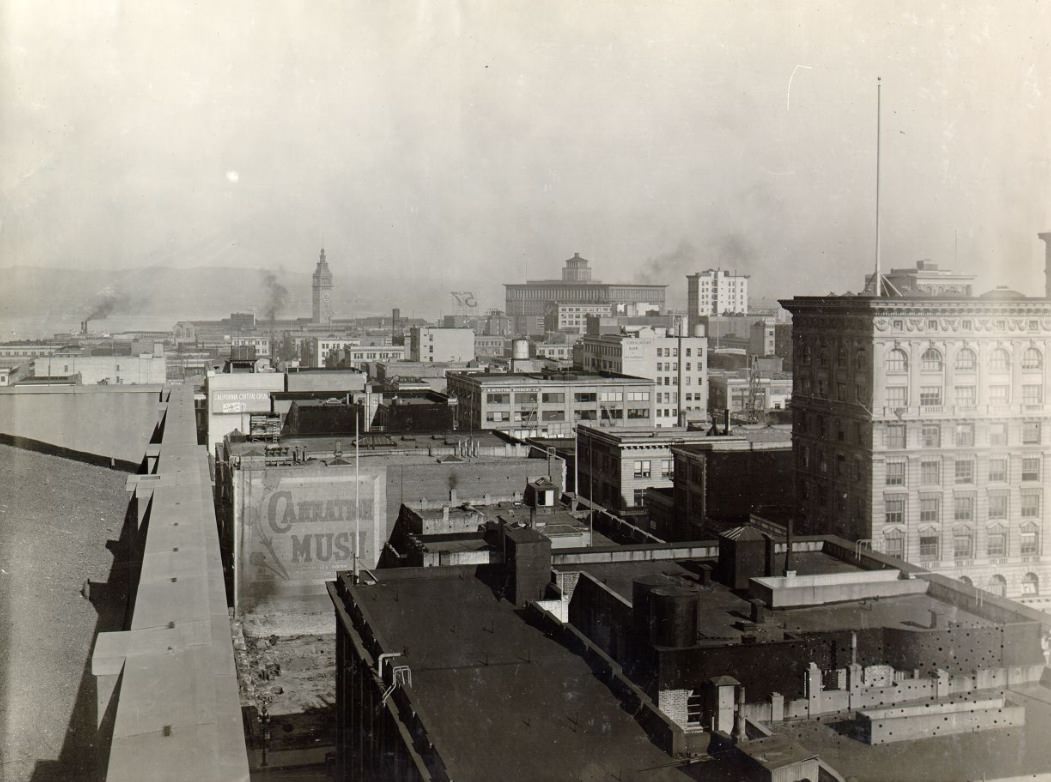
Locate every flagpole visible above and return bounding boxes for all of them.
[874,76,882,297]
[354,404,360,582]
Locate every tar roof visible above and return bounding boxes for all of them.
[345,570,695,782]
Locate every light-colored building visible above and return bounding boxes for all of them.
[687,269,750,328]
[575,324,708,427]
[231,335,271,357]
[310,336,360,367]
[782,258,1051,606]
[505,252,666,335]
[575,426,715,518]
[707,369,792,417]
[205,369,286,454]
[32,350,167,386]
[312,248,334,325]
[543,302,613,333]
[446,370,656,438]
[409,327,475,363]
[331,343,406,368]
[0,343,66,359]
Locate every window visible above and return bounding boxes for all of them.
[954,496,974,521]
[487,392,510,404]
[989,422,1008,446]
[988,575,1007,597]
[542,392,564,403]
[1021,492,1041,519]
[1021,524,1040,556]
[886,387,908,407]
[1023,347,1043,370]
[1022,572,1040,596]
[989,458,1008,483]
[575,392,597,403]
[886,461,906,486]
[954,386,976,407]
[989,385,1010,406]
[627,391,650,401]
[885,497,905,524]
[921,348,943,371]
[920,460,940,485]
[541,410,565,422]
[953,529,974,559]
[884,532,904,559]
[516,393,538,404]
[1023,457,1041,482]
[988,494,1008,520]
[885,424,906,449]
[633,460,651,478]
[1023,385,1043,405]
[626,408,650,419]
[921,424,941,448]
[633,489,646,507]
[955,460,974,484]
[920,497,940,523]
[920,386,943,406]
[990,348,1010,373]
[886,349,908,373]
[920,533,940,559]
[955,423,975,447]
[955,348,977,371]
[1023,421,1041,444]
[987,530,1007,557]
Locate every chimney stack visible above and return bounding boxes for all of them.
[1040,233,1051,299]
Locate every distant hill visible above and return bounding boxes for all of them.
[0,265,453,324]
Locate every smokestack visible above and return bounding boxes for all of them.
[1039,233,1051,299]
[80,320,89,336]
[392,307,400,340]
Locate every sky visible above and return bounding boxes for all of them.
[2,1,1050,314]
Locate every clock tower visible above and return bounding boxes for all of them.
[312,248,333,325]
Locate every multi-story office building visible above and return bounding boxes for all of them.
[231,335,271,358]
[310,336,359,367]
[707,369,793,417]
[408,327,475,363]
[687,268,750,329]
[575,425,714,519]
[575,323,708,427]
[505,252,666,336]
[446,370,655,438]
[543,302,613,333]
[783,258,1051,605]
[311,248,334,325]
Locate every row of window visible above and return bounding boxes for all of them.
[885,456,1042,486]
[885,347,1043,374]
[883,420,1043,448]
[632,459,674,479]
[884,383,1043,407]
[485,390,637,404]
[884,493,1042,524]
[882,523,1041,561]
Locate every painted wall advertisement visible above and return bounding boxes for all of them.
[235,465,387,609]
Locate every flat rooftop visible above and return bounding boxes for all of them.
[227,429,520,459]
[450,370,652,385]
[569,552,993,642]
[342,569,694,782]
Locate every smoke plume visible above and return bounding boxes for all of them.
[636,234,756,286]
[260,270,289,323]
[85,288,132,321]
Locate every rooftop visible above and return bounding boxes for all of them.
[448,370,653,385]
[338,568,695,781]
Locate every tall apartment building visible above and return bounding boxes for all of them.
[311,248,334,325]
[782,258,1051,605]
[505,252,666,336]
[408,327,475,363]
[446,370,655,438]
[575,323,708,427]
[687,269,749,331]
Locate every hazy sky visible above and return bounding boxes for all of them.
[3,1,1050,313]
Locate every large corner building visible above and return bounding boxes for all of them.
[782,253,1051,606]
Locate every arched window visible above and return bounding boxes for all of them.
[988,574,1007,597]
[1023,348,1043,370]
[921,348,943,372]
[990,348,1011,373]
[883,529,904,559]
[954,348,977,372]
[959,576,974,587]
[1022,572,1040,596]
[886,349,908,373]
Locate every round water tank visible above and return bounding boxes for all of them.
[693,323,706,337]
[651,586,699,648]
[512,339,530,360]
